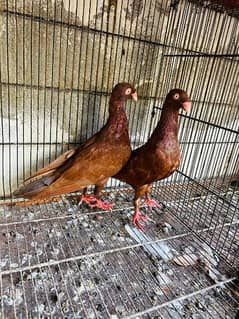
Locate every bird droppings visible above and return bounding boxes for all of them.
[0,258,8,269]
[0,186,238,318]
[115,304,126,316]
[2,295,14,306]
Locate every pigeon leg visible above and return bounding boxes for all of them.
[132,198,147,231]
[91,180,113,211]
[78,188,97,207]
[87,199,113,211]
[78,182,113,211]
[143,191,161,210]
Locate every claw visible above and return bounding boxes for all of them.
[132,209,147,231]
[143,198,161,210]
[78,195,113,211]
[78,195,96,206]
[92,199,113,211]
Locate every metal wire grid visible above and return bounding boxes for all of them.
[0,1,238,317]
[191,0,239,18]
[0,0,239,196]
[0,251,238,318]
[0,173,238,266]
[0,188,238,318]
[152,173,239,267]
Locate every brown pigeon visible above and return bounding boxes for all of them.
[12,83,138,209]
[114,89,191,230]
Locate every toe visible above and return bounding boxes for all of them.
[134,220,145,232]
[140,215,148,221]
[95,200,113,211]
[132,213,147,231]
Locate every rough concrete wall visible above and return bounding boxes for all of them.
[0,0,238,196]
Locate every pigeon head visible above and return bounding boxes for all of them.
[166,89,191,113]
[111,83,138,103]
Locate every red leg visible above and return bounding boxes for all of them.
[89,198,113,211]
[78,194,113,211]
[78,194,97,206]
[143,193,161,210]
[78,179,113,211]
[132,199,147,231]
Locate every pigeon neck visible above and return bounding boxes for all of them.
[152,104,179,141]
[108,99,126,118]
[106,99,128,138]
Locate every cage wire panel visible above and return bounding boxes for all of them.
[0,0,239,318]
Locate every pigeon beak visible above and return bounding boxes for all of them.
[182,101,191,113]
[131,92,138,102]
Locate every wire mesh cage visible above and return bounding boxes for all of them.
[0,0,238,318]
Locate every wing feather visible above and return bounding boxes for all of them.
[25,149,77,182]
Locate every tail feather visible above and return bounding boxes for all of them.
[13,172,60,198]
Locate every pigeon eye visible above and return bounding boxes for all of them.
[174,93,180,100]
[125,88,132,95]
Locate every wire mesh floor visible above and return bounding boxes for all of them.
[0,181,238,318]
